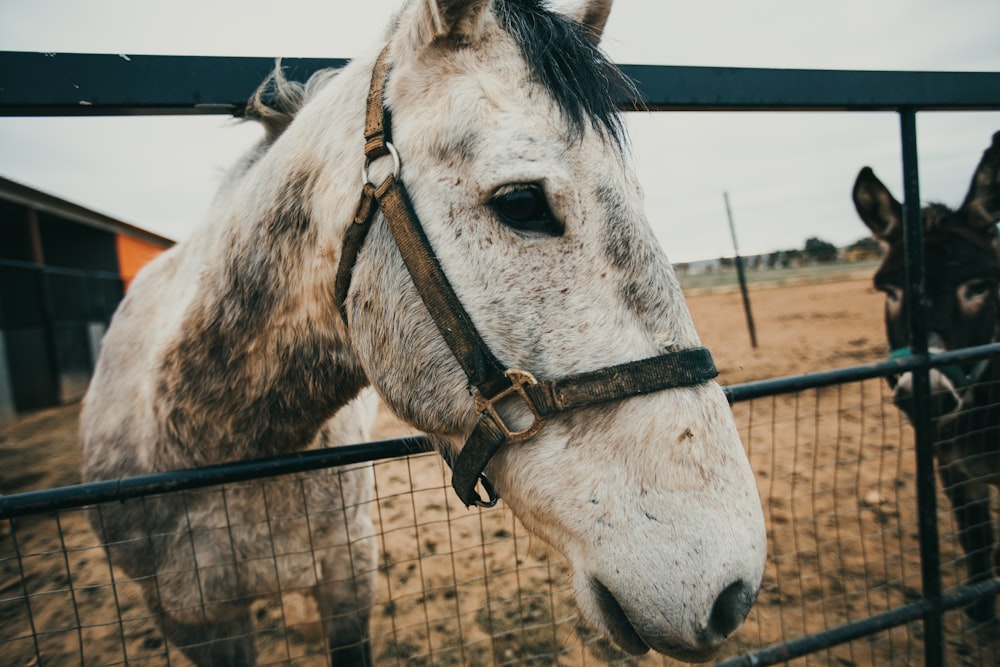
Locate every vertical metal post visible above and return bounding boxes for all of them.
[723,192,758,348]
[26,208,45,265]
[899,108,942,666]
[36,267,62,406]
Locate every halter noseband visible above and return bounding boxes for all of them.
[886,346,992,392]
[335,47,720,507]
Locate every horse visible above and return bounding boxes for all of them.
[852,130,1000,623]
[80,0,767,663]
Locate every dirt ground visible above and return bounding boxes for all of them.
[1,274,998,666]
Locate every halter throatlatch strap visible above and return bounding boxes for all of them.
[339,44,722,508]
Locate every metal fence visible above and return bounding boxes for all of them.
[1,52,1000,666]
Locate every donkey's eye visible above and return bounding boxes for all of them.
[490,185,563,236]
[880,285,903,303]
[963,279,994,300]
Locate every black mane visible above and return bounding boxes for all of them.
[494,0,633,147]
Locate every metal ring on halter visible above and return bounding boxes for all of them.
[361,142,401,187]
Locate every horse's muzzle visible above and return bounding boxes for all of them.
[588,575,758,660]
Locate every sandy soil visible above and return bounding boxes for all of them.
[1,276,998,666]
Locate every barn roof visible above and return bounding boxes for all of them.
[0,174,174,248]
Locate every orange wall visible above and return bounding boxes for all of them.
[116,235,169,291]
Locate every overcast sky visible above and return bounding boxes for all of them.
[1,0,998,263]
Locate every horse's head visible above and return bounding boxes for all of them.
[853,131,1000,422]
[340,0,766,658]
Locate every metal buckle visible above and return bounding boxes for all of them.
[471,474,500,508]
[474,369,549,445]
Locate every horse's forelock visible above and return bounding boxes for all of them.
[493,0,633,147]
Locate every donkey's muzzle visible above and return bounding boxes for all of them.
[893,370,961,421]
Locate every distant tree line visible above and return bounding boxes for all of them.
[751,235,883,269]
[673,235,883,275]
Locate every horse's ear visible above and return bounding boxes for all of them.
[853,167,903,241]
[959,131,1000,230]
[564,0,613,45]
[414,0,491,46]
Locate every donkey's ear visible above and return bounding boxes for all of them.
[414,0,491,46]
[853,167,903,241]
[959,131,1000,230]
[564,0,613,45]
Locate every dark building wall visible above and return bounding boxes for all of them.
[38,213,120,272]
[0,193,142,422]
[0,180,172,424]
[0,200,34,263]
[0,263,58,410]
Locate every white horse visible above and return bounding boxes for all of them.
[80,0,766,663]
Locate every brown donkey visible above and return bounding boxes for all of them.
[853,131,1000,622]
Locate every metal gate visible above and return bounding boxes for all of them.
[2,52,1000,666]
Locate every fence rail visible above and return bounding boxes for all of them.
[3,51,1000,116]
[2,50,999,666]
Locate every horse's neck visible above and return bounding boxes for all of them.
[153,62,374,468]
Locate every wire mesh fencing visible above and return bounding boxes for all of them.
[0,450,591,666]
[3,370,1000,666]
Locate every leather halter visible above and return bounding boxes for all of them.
[335,46,720,507]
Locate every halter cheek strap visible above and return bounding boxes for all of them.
[335,46,720,507]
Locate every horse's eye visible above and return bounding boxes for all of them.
[490,185,563,236]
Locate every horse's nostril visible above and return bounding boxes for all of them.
[708,580,756,639]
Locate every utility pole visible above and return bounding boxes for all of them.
[723,192,758,348]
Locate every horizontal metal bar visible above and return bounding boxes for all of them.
[924,342,1000,367]
[725,341,1000,403]
[0,435,433,518]
[625,64,1000,112]
[716,578,1000,667]
[0,52,348,117]
[3,52,1000,117]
